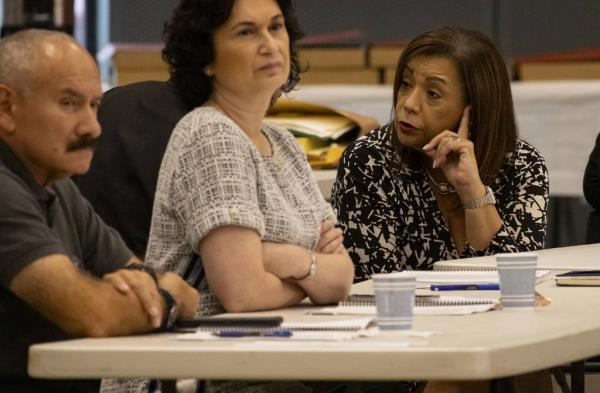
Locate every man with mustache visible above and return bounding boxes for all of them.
[0,29,199,393]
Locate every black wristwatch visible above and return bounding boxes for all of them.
[157,288,179,332]
[123,263,158,285]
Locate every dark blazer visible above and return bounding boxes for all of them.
[74,80,191,258]
[584,132,600,210]
[584,132,600,243]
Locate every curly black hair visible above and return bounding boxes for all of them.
[162,0,303,109]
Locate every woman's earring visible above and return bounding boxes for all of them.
[204,67,214,77]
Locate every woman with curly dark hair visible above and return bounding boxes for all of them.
[162,0,304,109]
[151,0,352,317]
[102,0,353,392]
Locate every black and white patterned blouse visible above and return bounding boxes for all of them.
[331,125,549,283]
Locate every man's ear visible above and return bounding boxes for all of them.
[0,85,17,134]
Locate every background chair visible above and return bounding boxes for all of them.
[74,80,191,258]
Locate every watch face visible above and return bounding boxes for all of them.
[158,288,179,331]
[488,187,496,204]
[167,304,179,329]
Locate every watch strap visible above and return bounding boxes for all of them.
[157,288,178,332]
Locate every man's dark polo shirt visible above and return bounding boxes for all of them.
[0,141,132,393]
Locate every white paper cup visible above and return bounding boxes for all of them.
[372,272,416,330]
[496,253,538,310]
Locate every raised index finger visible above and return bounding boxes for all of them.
[457,105,471,140]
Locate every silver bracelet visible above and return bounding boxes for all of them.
[296,250,318,280]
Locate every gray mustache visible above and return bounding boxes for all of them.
[66,136,98,152]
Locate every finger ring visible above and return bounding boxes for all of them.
[448,135,461,142]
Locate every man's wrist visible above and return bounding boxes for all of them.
[123,263,158,285]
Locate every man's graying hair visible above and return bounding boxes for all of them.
[0,29,80,95]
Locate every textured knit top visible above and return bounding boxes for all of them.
[147,106,334,314]
[331,125,549,282]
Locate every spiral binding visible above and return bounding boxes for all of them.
[194,325,366,333]
[416,298,496,307]
[339,297,496,308]
[175,324,277,333]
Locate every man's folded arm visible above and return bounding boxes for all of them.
[9,254,197,337]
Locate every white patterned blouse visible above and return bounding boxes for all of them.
[146,106,334,315]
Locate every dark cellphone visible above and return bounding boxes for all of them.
[175,316,283,331]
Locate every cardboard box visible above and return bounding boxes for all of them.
[300,68,381,84]
[518,61,600,80]
[116,70,170,86]
[369,45,404,67]
[113,44,169,86]
[298,47,366,68]
[114,51,167,70]
[383,67,398,85]
[513,48,600,80]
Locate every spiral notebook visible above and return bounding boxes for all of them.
[411,270,551,284]
[555,270,600,286]
[176,317,374,341]
[310,295,497,316]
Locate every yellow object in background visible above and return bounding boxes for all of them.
[295,137,329,152]
[295,137,345,169]
[266,98,379,169]
[306,144,346,169]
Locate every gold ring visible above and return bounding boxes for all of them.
[448,135,461,142]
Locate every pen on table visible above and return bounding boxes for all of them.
[213,330,293,338]
[430,283,500,291]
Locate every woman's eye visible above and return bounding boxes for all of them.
[237,29,254,37]
[427,90,441,99]
[270,22,284,32]
[399,80,411,90]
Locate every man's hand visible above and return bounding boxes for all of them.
[102,268,162,328]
